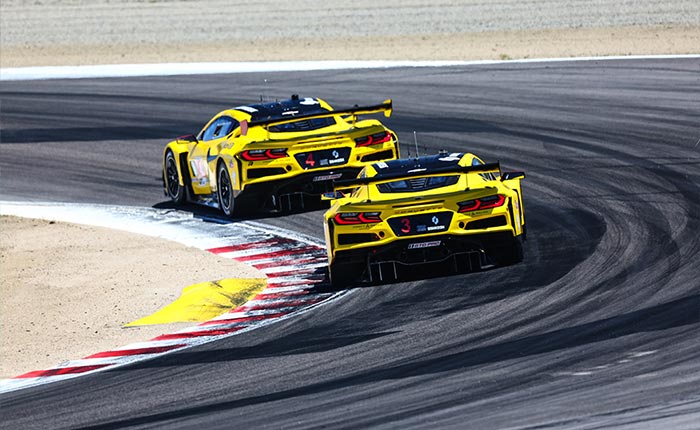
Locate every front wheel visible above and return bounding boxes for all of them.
[164,151,185,204]
[217,163,237,217]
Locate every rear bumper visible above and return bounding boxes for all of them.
[329,231,518,285]
[241,167,361,210]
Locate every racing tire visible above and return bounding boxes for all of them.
[328,260,366,289]
[493,235,524,266]
[217,162,238,217]
[164,151,185,204]
[328,267,351,290]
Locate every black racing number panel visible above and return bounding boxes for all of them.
[387,211,453,237]
[295,147,352,170]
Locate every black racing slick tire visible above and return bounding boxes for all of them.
[494,235,524,266]
[217,162,237,217]
[164,151,186,204]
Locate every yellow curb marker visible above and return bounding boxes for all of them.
[124,278,267,326]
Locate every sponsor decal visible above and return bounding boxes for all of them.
[376,161,389,169]
[408,240,441,249]
[395,205,443,215]
[332,150,339,158]
[300,98,320,105]
[282,110,299,116]
[328,158,346,165]
[439,153,462,162]
[190,158,208,179]
[312,173,343,182]
[236,106,258,113]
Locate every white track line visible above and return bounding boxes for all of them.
[2,56,698,81]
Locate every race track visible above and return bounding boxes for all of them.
[1,58,699,429]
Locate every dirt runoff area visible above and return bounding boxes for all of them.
[0,0,698,379]
[1,0,698,67]
[0,216,261,379]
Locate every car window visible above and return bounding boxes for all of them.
[200,116,238,141]
[376,175,459,193]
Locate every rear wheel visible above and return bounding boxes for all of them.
[164,151,185,204]
[493,235,524,266]
[328,264,351,289]
[217,163,237,217]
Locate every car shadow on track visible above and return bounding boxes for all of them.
[152,199,328,224]
[323,203,607,296]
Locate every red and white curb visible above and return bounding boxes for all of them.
[0,202,344,393]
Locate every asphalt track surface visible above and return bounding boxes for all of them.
[1,58,699,429]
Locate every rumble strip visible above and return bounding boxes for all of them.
[0,202,343,393]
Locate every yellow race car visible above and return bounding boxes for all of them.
[163,95,398,215]
[323,152,526,287]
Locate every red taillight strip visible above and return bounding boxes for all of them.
[355,131,391,147]
[240,149,288,161]
[334,212,382,225]
[458,195,506,213]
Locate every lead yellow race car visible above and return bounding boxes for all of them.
[323,152,526,287]
[162,95,398,215]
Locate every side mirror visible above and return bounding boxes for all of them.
[501,171,525,181]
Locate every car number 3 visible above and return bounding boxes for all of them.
[401,218,411,233]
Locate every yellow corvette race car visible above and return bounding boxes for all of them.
[162,95,398,215]
[323,152,526,287]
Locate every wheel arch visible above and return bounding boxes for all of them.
[164,142,189,187]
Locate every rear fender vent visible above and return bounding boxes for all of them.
[247,168,287,179]
[361,149,395,163]
[338,233,380,245]
[465,216,507,230]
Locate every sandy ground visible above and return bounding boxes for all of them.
[1,0,698,67]
[0,0,698,379]
[0,216,261,378]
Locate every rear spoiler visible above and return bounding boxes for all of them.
[333,162,501,188]
[240,99,392,136]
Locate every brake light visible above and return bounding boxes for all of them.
[354,131,392,147]
[457,195,506,212]
[240,149,288,161]
[334,212,382,225]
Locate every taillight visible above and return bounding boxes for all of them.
[240,149,288,161]
[354,131,392,147]
[334,212,382,225]
[457,195,506,212]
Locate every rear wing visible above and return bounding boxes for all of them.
[333,162,502,188]
[240,99,392,136]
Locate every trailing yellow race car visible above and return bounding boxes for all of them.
[163,95,398,215]
[323,152,526,287]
